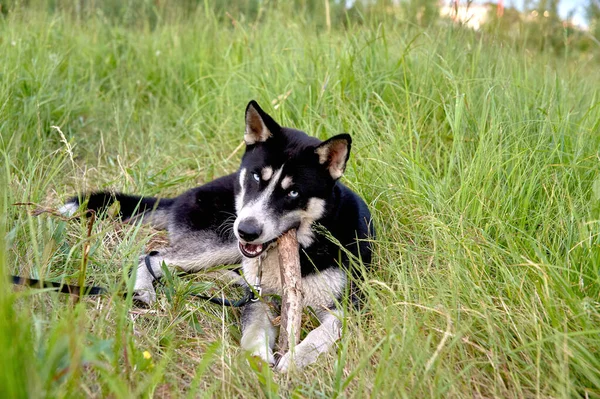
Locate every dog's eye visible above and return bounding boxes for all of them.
[252,173,260,182]
[288,190,299,198]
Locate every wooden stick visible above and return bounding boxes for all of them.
[276,229,303,358]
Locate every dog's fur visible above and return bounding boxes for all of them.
[63,101,374,371]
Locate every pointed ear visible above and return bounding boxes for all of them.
[315,134,352,180]
[244,100,280,145]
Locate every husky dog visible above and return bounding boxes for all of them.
[62,101,374,371]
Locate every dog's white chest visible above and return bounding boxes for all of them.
[242,246,283,295]
[241,245,347,309]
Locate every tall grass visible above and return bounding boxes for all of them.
[1,3,599,398]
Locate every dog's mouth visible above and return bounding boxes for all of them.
[238,239,276,258]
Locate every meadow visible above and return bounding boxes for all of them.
[1,2,600,397]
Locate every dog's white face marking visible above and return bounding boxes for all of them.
[280,198,326,247]
[298,198,326,245]
[262,166,273,181]
[281,176,293,190]
[235,168,247,213]
[235,164,326,247]
[234,167,284,243]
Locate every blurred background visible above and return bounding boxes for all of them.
[2,0,599,55]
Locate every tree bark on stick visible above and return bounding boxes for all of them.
[276,229,303,358]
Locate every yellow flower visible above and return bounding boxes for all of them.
[143,351,152,360]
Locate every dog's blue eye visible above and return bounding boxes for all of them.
[288,190,299,198]
[252,173,260,182]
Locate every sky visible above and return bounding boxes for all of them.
[555,0,587,26]
[345,0,591,27]
[496,0,588,26]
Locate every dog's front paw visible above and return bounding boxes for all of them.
[249,346,275,367]
[274,352,293,373]
[275,344,323,372]
[132,289,156,306]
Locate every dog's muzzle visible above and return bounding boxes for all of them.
[238,239,275,258]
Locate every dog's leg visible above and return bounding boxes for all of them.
[131,242,241,305]
[275,308,342,372]
[241,301,278,366]
[132,251,163,304]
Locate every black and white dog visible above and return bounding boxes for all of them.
[62,101,374,371]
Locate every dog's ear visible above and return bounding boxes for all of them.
[244,100,280,145]
[315,134,352,180]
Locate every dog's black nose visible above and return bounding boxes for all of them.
[237,218,262,242]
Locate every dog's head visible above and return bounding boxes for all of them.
[233,100,352,258]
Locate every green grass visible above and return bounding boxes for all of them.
[1,3,600,398]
